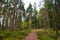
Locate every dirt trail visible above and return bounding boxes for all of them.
[24,30,37,40]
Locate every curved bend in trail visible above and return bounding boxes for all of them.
[24,30,37,40]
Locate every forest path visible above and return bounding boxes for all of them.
[24,29,38,40]
[24,29,47,40]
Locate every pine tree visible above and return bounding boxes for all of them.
[16,0,25,29]
[33,2,38,29]
[26,3,33,29]
[44,0,60,40]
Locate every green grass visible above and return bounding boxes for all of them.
[37,29,60,40]
[0,29,31,40]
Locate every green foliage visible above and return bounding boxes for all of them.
[26,3,33,13]
[37,29,60,40]
[0,29,30,40]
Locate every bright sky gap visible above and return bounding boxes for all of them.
[23,0,44,10]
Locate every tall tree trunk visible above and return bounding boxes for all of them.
[2,6,8,30]
[11,0,17,31]
[54,0,59,40]
[5,0,9,29]
[29,12,32,29]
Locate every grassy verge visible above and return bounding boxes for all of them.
[0,29,31,40]
[37,29,60,40]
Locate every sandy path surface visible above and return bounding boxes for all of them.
[24,31,37,40]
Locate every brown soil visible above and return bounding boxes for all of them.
[24,30,37,40]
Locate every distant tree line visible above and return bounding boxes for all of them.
[0,0,60,32]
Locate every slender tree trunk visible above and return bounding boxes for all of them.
[5,0,9,29]
[54,0,59,40]
[29,13,32,29]
[2,6,8,30]
[11,0,17,31]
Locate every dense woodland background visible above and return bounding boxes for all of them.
[0,0,60,40]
